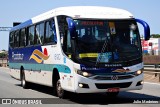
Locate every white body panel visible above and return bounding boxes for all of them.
[31,6,134,24]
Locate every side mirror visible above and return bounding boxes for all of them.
[136,19,150,41]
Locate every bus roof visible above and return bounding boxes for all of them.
[10,6,134,32]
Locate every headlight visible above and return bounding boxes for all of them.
[77,70,94,77]
[82,72,89,77]
[135,70,143,75]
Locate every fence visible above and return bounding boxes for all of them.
[143,64,160,82]
[143,50,160,56]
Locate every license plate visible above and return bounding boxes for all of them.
[107,88,119,92]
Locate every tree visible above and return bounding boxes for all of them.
[0,50,8,58]
[151,34,160,38]
[0,53,6,58]
[2,49,6,51]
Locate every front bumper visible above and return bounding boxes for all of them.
[75,73,143,93]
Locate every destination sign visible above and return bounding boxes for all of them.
[81,21,104,26]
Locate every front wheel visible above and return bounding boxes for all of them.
[56,79,66,98]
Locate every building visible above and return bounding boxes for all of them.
[142,38,160,55]
[0,50,8,67]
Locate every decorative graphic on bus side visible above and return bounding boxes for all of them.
[29,48,50,63]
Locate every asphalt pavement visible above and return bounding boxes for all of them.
[0,67,159,107]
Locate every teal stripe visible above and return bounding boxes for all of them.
[9,63,71,73]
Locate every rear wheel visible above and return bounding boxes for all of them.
[21,71,28,89]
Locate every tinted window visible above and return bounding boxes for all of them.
[28,26,34,46]
[9,32,14,48]
[14,30,20,47]
[20,28,26,47]
[45,20,57,44]
[35,22,44,45]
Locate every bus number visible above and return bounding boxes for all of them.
[54,54,61,60]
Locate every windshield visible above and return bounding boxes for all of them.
[73,19,142,66]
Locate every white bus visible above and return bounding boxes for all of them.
[8,6,150,98]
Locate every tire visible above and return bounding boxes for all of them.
[21,72,28,89]
[56,79,66,98]
[106,92,119,97]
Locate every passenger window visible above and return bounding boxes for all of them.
[35,22,44,45]
[28,26,34,46]
[20,28,26,47]
[67,31,72,53]
[14,30,20,47]
[45,20,57,44]
[57,16,72,55]
[9,32,14,48]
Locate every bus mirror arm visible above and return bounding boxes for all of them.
[136,19,150,41]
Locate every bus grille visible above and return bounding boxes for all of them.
[95,82,132,89]
[92,75,135,80]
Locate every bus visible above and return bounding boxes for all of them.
[8,6,150,98]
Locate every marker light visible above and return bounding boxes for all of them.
[141,81,144,85]
[78,83,89,88]
[136,80,144,86]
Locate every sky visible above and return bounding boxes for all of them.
[0,0,160,50]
